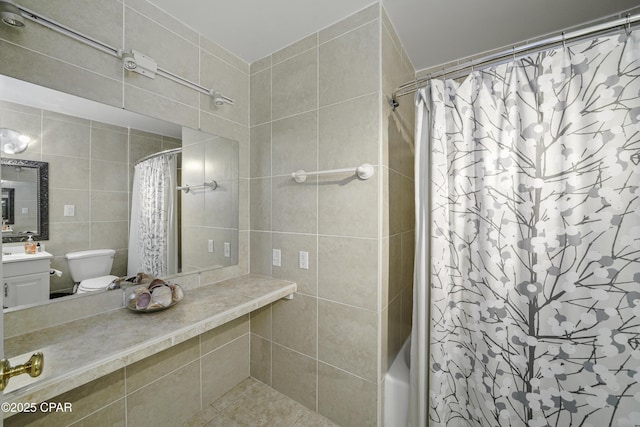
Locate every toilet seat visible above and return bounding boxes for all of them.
[77,275,118,293]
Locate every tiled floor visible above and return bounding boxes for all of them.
[182,378,338,427]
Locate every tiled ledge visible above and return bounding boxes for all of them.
[3,274,295,414]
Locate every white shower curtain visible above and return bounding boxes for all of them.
[411,29,640,426]
[127,153,179,277]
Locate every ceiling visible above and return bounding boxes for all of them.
[148,0,639,72]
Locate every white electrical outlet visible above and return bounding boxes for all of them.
[208,240,214,253]
[64,205,75,217]
[21,207,28,214]
[299,251,309,270]
[224,242,231,258]
[272,248,281,267]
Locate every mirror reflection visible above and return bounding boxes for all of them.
[1,159,48,241]
[1,75,239,310]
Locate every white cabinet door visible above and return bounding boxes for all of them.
[4,272,50,308]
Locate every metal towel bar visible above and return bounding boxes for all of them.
[291,163,374,183]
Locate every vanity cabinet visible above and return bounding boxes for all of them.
[3,253,52,308]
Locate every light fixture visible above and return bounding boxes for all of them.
[0,128,30,154]
[210,91,235,107]
[119,49,157,78]
[0,0,24,28]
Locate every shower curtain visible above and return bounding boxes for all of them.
[411,29,640,426]
[127,153,179,277]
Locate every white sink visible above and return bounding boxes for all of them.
[2,247,53,263]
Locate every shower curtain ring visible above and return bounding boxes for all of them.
[562,32,566,49]
[626,14,632,36]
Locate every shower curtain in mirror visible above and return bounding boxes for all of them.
[127,153,178,277]
[411,29,640,427]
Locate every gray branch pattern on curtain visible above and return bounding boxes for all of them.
[429,30,640,426]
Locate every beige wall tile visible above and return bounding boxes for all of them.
[69,399,125,427]
[317,362,377,427]
[91,127,129,163]
[319,21,379,107]
[5,370,125,427]
[272,176,317,234]
[0,41,123,109]
[250,55,272,75]
[249,231,272,276]
[272,294,317,358]
[381,6,401,54]
[50,189,90,223]
[200,51,249,126]
[90,191,129,222]
[91,160,128,192]
[201,315,250,354]
[388,233,403,301]
[123,4,188,41]
[42,118,90,158]
[250,69,272,126]
[124,85,199,130]
[250,304,272,339]
[401,176,415,233]
[385,294,404,373]
[318,299,377,382]
[272,343,317,411]
[48,222,91,254]
[200,36,250,74]
[401,231,415,290]
[318,93,378,170]
[318,236,378,310]
[201,334,251,403]
[129,133,164,164]
[271,233,318,296]
[272,49,317,120]
[273,34,318,65]
[272,111,318,176]
[387,169,403,236]
[127,361,201,427]
[19,0,123,48]
[239,178,250,231]
[250,123,271,178]
[317,168,378,238]
[319,4,379,43]
[381,21,402,100]
[125,8,199,83]
[90,221,128,250]
[250,178,271,231]
[250,333,272,385]
[126,337,200,393]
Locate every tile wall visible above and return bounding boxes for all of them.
[247,4,415,426]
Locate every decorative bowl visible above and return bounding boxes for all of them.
[126,280,184,313]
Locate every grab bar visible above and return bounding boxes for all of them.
[291,163,374,183]
[177,180,218,193]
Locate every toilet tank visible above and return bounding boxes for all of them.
[65,249,116,282]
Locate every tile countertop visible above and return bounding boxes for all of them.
[2,275,296,412]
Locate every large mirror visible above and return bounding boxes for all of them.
[1,158,48,241]
[1,75,239,310]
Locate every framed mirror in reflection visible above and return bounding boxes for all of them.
[0,74,239,310]
[1,159,49,241]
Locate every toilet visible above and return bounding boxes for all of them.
[65,249,118,294]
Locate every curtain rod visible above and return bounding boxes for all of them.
[135,147,182,166]
[391,12,640,108]
[15,4,234,104]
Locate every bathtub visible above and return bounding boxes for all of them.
[385,336,411,427]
